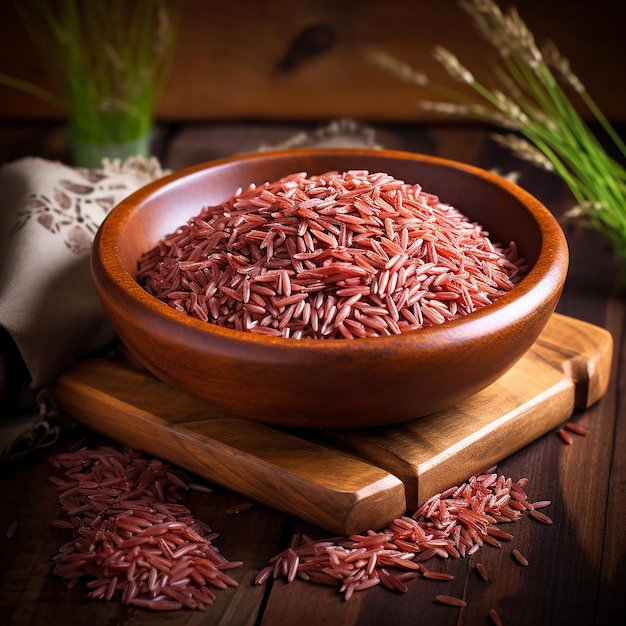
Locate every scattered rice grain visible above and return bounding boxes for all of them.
[421,569,455,581]
[6,520,18,539]
[558,428,573,445]
[435,594,467,607]
[256,468,549,600]
[225,502,254,515]
[565,422,590,436]
[486,527,515,541]
[529,510,554,525]
[530,500,551,509]
[489,607,504,626]
[188,483,213,493]
[512,549,529,566]
[475,562,489,581]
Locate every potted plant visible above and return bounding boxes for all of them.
[1,0,181,167]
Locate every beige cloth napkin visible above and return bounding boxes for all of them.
[0,156,167,388]
[0,156,167,459]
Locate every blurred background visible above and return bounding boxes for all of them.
[1,0,624,130]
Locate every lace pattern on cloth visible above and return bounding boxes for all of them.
[0,156,168,463]
[11,157,168,254]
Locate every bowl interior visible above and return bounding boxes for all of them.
[115,150,544,285]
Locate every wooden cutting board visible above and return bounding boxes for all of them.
[53,313,612,536]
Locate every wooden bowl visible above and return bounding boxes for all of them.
[91,148,569,428]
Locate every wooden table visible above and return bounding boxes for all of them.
[1,121,624,626]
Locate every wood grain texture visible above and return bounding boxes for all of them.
[52,313,612,531]
[1,0,625,122]
[52,359,406,536]
[322,313,613,511]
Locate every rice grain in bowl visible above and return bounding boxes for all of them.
[137,169,527,338]
[91,148,568,428]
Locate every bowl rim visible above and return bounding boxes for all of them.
[94,147,569,353]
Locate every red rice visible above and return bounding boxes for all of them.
[256,468,549,600]
[512,548,529,566]
[489,608,504,626]
[529,510,554,525]
[565,422,590,436]
[558,428,573,445]
[475,562,489,581]
[224,502,254,515]
[422,570,455,581]
[138,170,526,339]
[6,520,18,539]
[47,443,553,613]
[530,500,551,509]
[435,594,467,607]
[48,445,240,611]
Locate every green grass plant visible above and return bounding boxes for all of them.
[1,0,180,146]
[368,0,626,267]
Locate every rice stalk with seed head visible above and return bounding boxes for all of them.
[1,0,181,146]
[368,0,626,268]
[492,134,554,171]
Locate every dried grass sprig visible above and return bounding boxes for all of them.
[368,0,626,267]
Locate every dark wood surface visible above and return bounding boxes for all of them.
[1,121,624,626]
